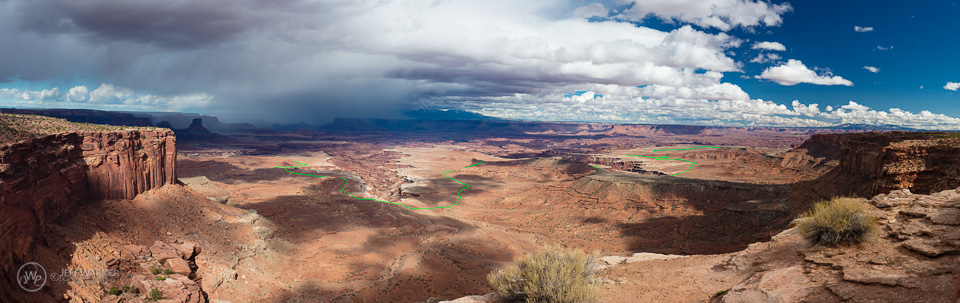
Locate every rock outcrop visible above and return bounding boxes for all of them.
[714,189,960,303]
[0,129,176,299]
[792,132,960,204]
[98,241,206,303]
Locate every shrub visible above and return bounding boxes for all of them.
[798,197,877,246]
[156,275,167,281]
[487,245,601,303]
[163,268,173,275]
[150,267,160,275]
[123,285,139,294]
[108,286,121,295]
[147,287,163,301]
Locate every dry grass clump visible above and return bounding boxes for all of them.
[798,197,877,246]
[487,245,601,303]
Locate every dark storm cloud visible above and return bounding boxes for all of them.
[0,0,775,124]
[11,0,301,48]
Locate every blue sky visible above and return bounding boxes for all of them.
[728,1,959,116]
[0,0,958,128]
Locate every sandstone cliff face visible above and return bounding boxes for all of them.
[0,129,175,298]
[778,133,845,171]
[794,132,960,201]
[83,130,177,200]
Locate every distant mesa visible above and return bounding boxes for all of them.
[186,118,211,133]
[166,118,224,142]
[0,108,151,126]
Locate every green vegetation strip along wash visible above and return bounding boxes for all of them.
[276,160,484,210]
[626,146,721,176]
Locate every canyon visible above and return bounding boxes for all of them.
[3,112,960,302]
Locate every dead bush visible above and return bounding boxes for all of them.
[487,245,601,303]
[798,197,876,246]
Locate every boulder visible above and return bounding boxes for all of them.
[164,258,193,276]
[139,273,207,303]
[151,241,181,263]
[177,242,200,259]
[124,244,149,259]
[99,295,122,303]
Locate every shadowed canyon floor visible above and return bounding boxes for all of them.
[163,125,831,302]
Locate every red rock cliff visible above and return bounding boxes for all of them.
[82,130,177,200]
[0,129,175,297]
[792,132,960,201]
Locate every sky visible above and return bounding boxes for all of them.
[0,0,958,129]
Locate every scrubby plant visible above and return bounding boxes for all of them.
[150,267,160,275]
[798,197,877,246]
[147,287,163,301]
[156,275,167,281]
[123,285,139,294]
[108,286,121,295]
[163,268,173,275]
[487,245,601,303]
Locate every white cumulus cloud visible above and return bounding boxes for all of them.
[66,86,89,102]
[573,3,607,18]
[840,101,870,111]
[854,26,874,32]
[752,41,786,51]
[863,66,880,73]
[756,59,854,86]
[447,94,960,130]
[945,82,960,91]
[617,0,793,31]
[0,88,60,101]
[750,53,781,64]
[88,84,133,104]
[639,82,751,101]
[0,84,211,111]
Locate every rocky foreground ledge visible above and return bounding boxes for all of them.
[100,241,205,303]
[443,187,960,303]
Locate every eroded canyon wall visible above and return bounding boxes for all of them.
[793,132,960,202]
[82,130,177,200]
[0,129,175,297]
